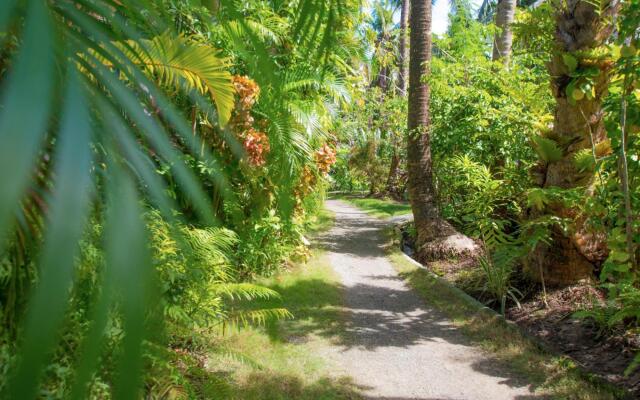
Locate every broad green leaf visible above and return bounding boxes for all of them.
[7,71,93,400]
[609,250,630,263]
[562,53,578,72]
[0,0,54,252]
[0,0,18,35]
[83,57,216,224]
[104,162,154,400]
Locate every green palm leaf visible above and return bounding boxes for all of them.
[104,32,235,125]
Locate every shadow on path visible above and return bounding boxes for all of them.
[314,200,543,399]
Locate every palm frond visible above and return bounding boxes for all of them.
[99,31,235,125]
[224,18,285,46]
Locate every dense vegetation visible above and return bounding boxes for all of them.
[0,0,359,397]
[334,0,640,383]
[0,0,638,398]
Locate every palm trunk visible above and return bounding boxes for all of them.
[407,0,478,261]
[491,0,516,64]
[407,0,437,246]
[385,145,400,196]
[397,0,410,96]
[377,65,389,92]
[529,0,617,285]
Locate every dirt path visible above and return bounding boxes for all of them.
[318,200,538,400]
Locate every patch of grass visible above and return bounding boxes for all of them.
[335,195,411,219]
[212,252,361,399]
[188,210,362,400]
[385,245,625,399]
[305,208,336,235]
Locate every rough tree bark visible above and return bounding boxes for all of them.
[491,0,517,64]
[407,0,477,262]
[528,0,617,285]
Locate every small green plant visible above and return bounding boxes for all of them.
[573,301,619,339]
[478,255,522,315]
[575,283,640,341]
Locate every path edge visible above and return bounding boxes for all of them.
[383,221,630,400]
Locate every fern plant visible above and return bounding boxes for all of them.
[439,155,516,248]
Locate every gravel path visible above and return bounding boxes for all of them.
[318,200,538,400]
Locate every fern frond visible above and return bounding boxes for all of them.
[574,148,595,172]
[182,227,238,264]
[211,283,281,301]
[527,188,549,211]
[225,308,293,327]
[210,347,264,370]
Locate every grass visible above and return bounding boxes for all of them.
[383,230,625,400]
[198,209,364,399]
[304,207,336,234]
[333,195,412,219]
[212,253,362,399]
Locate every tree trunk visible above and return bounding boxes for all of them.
[407,0,478,262]
[377,65,389,92]
[407,0,436,247]
[397,0,410,96]
[528,0,617,285]
[385,145,400,197]
[491,0,516,64]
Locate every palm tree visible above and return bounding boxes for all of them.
[397,0,410,96]
[528,0,618,284]
[406,0,477,260]
[370,1,398,92]
[407,0,437,250]
[383,0,409,197]
[491,0,517,64]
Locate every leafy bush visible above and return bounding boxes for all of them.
[438,155,519,246]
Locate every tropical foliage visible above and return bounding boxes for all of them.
[333,0,640,374]
[1,0,640,397]
[0,0,359,397]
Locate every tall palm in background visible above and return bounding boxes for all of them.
[369,1,399,92]
[491,0,517,64]
[397,0,410,96]
[383,0,410,197]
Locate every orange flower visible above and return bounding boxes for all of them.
[232,75,260,108]
[314,143,337,174]
[243,128,270,167]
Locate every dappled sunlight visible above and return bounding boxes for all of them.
[321,200,537,399]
